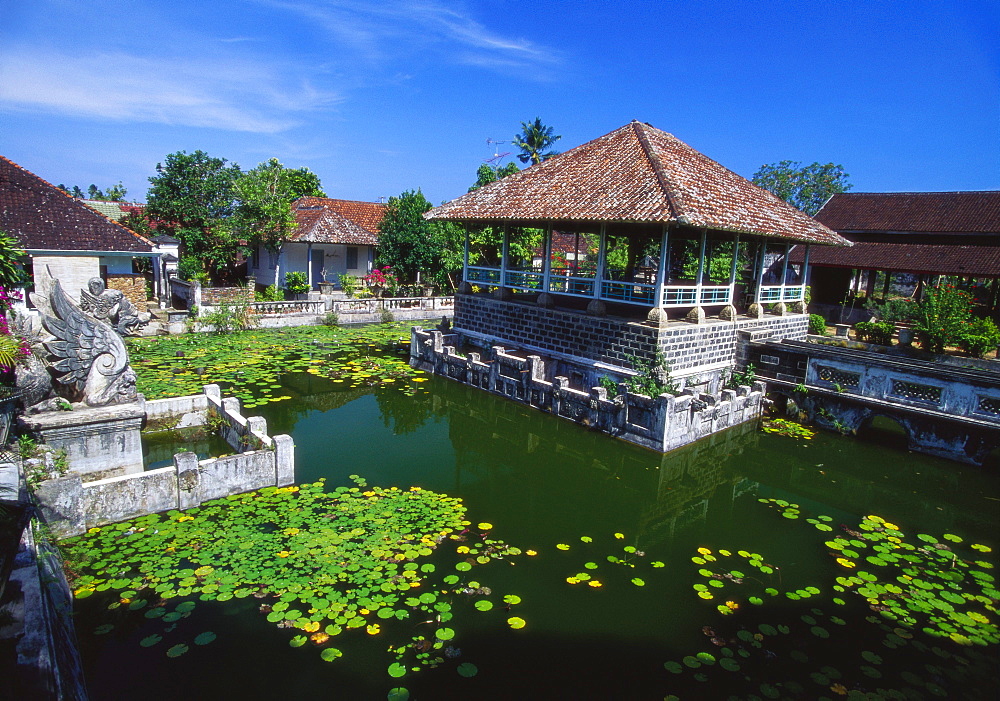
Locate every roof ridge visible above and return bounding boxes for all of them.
[630,121,686,223]
[1,155,154,248]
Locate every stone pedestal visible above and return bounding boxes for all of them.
[19,402,145,481]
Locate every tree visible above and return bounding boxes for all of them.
[146,151,242,282]
[0,231,29,289]
[513,118,561,165]
[751,161,852,216]
[469,162,520,192]
[231,158,325,253]
[374,190,446,283]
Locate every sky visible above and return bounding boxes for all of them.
[1,0,997,207]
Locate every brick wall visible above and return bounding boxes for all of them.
[106,274,148,307]
[201,286,255,305]
[454,293,809,375]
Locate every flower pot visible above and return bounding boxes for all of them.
[318,282,335,295]
[897,327,915,346]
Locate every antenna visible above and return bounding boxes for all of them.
[485,137,511,166]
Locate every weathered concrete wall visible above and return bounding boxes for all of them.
[31,255,99,304]
[3,523,88,700]
[19,402,146,480]
[411,327,765,454]
[144,393,208,430]
[81,467,179,527]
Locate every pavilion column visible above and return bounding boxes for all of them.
[747,240,766,319]
[587,224,608,316]
[648,225,670,325]
[774,243,792,316]
[458,228,471,294]
[494,225,512,300]
[719,234,739,321]
[306,243,313,289]
[685,229,708,324]
[538,223,555,308]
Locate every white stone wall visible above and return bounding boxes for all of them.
[31,255,99,303]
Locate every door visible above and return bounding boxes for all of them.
[310,248,325,289]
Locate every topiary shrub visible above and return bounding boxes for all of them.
[854,321,895,346]
[808,314,828,336]
[959,317,1000,358]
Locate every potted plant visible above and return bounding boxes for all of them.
[284,271,311,300]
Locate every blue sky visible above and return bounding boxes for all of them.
[1,0,996,206]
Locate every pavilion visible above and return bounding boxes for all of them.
[424,121,850,391]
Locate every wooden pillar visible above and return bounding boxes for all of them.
[500,224,509,289]
[306,242,313,288]
[542,223,553,293]
[595,224,607,300]
[881,270,891,299]
[462,228,469,283]
[654,225,669,308]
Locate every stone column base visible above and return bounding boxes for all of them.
[646,307,669,326]
[685,306,706,324]
[586,299,607,316]
[718,305,738,321]
[747,303,765,319]
[537,292,555,308]
[19,402,145,481]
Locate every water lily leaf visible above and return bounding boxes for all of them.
[435,627,455,641]
[475,600,493,612]
[139,634,162,647]
[166,644,189,658]
[457,662,478,678]
[321,648,343,662]
[93,623,114,635]
[507,617,526,630]
[388,662,407,678]
[387,687,409,701]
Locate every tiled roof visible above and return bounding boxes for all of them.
[814,192,1000,234]
[794,242,1000,277]
[426,121,849,246]
[0,156,153,252]
[289,197,386,246]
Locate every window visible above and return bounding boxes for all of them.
[346,247,359,270]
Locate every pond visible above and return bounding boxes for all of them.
[67,326,999,700]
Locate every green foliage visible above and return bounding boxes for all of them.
[59,182,128,201]
[374,190,443,283]
[469,162,520,192]
[724,363,756,390]
[513,118,561,165]
[598,375,619,397]
[0,231,30,289]
[323,311,339,327]
[625,352,676,398]
[284,271,310,294]
[865,297,918,324]
[761,418,815,439]
[200,299,259,334]
[853,321,895,346]
[177,255,209,284]
[380,308,395,324]
[751,160,852,216]
[959,317,1000,358]
[146,150,244,282]
[808,314,827,336]
[338,274,357,298]
[913,284,974,354]
[255,285,283,302]
[232,158,324,253]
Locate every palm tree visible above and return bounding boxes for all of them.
[513,118,561,166]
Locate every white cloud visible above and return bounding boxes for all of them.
[260,0,561,73]
[0,48,339,133]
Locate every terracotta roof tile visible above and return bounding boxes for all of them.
[289,197,385,246]
[0,155,153,252]
[426,121,848,246]
[794,242,1000,277]
[815,192,1000,234]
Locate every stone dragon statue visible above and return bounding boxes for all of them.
[18,280,138,412]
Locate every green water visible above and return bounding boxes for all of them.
[78,370,999,700]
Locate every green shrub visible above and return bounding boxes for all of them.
[724,363,756,390]
[914,284,974,354]
[854,321,895,346]
[598,375,619,396]
[284,271,310,294]
[379,308,395,324]
[201,300,259,334]
[625,352,676,398]
[808,314,828,336]
[866,297,918,324]
[255,284,282,302]
[178,255,209,284]
[339,274,357,298]
[959,317,1000,358]
[324,311,339,327]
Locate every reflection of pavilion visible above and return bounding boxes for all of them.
[425,122,849,390]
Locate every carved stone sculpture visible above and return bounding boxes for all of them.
[79,277,147,336]
[21,280,138,411]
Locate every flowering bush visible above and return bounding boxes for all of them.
[0,285,30,375]
[363,266,399,296]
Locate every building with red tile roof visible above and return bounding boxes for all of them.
[247,197,385,289]
[0,155,155,304]
[799,192,1000,307]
